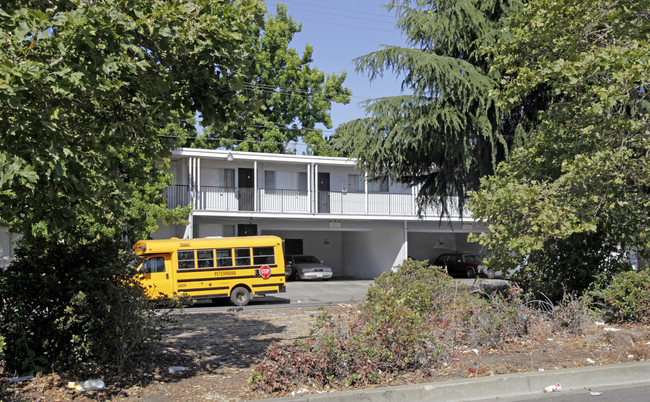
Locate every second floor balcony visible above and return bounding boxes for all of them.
[163,185,440,217]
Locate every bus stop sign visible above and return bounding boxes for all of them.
[259,265,271,279]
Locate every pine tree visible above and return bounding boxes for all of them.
[335,0,521,214]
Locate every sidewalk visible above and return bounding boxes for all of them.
[268,361,650,401]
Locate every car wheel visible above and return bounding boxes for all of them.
[290,269,299,281]
[229,286,250,306]
[466,267,476,278]
[486,268,495,279]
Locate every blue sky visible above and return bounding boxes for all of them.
[263,0,408,135]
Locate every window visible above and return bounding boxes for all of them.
[264,171,276,189]
[177,250,195,269]
[197,249,215,268]
[221,168,235,188]
[294,255,320,264]
[216,248,233,267]
[297,172,307,191]
[235,248,251,266]
[368,177,389,192]
[348,174,362,192]
[266,171,307,191]
[144,257,165,273]
[253,247,275,265]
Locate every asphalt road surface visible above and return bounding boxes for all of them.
[485,382,650,401]
[185,276,509,313]
[187,278,374,312]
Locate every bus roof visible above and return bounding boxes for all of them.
[133,235,283,255]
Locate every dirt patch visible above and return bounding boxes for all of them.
[3,305,650,401]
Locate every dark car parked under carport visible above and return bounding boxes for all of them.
[434,253,483,278]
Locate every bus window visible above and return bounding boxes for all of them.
[216,248,233,267]
[197,249,215,268]
[143,256,165,273]
[178,250,195,269]
[235,248,251,266]
[253,247,275,265]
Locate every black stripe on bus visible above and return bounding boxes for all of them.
[178,287,229,293]
[252,283,284,288]
[177,264,278,273]
[177,273,285,283]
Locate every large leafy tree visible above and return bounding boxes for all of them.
[0,0,264,373]
[197,3,351,155]
[469,0,649,298]
[335,0,522,214]
[0,0,263,242]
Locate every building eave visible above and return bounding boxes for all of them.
[171,147,358,167]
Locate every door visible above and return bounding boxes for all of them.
[318,172,330,213]
[237,224,257,237]
[140,255,174,298]
[238,168,254,211]
[284,239,303,256]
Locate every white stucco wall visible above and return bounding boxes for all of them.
[150,223,185,239]
[406,231,487,262]
[341,229,404,279]
[407,233,461,261]
[264,230,343,276]
[0,226,15,269]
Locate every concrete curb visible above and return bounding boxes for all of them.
[268,361,650,401]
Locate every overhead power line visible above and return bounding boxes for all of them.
[265,0,400,34]
[243,82,370,101]
[272,0,395,20]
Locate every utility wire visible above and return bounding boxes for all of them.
[277,5,397,25]
[270,0,395,20]
[295,17,398,34]
[243,83,372,100]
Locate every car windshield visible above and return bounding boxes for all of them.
[464,255,482,263]
[293,256,320,264]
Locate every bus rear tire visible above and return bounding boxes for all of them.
[229,286,250,306]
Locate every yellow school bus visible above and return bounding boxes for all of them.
[133,236,286,306]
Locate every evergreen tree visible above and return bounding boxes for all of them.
[335,0,521,214]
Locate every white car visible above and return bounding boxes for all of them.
[479,264,523,279]
[285,255,333,280]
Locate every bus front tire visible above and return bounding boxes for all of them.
[229,286,251,306]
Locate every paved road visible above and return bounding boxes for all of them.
[187,278,374,312]
[480,381,650,401]
[185,276,509,312]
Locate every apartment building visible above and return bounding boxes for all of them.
[153,148,485,279]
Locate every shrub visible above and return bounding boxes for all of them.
[466,289,529,348]
[251,260,530,394]
[0,237,172,376]
[587,269,650,324]
[526,293,593,335]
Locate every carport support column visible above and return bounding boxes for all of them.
[184,214,194,239]
[184,156,196,239]
[401,221,408,269]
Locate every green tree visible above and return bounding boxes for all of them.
[335,0,522,214]
[469,0,649,298]
[197,4,351,155]
[0,0,264,373]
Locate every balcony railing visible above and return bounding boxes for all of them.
[163,185,448,217]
